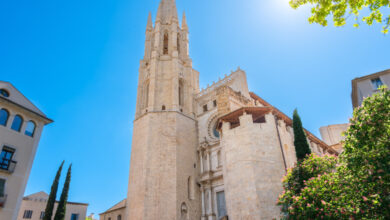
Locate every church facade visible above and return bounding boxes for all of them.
[121,0,338,219]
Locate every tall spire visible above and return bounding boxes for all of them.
[146,12,153,31]
[156,0,178,23]
[182,12,188,30]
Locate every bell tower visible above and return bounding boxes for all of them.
[127,0,201,219]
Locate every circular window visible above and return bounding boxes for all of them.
[0,89,9,98]
[208,114,220,140]
[213,123,220,138]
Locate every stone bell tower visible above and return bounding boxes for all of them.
[126,0,201,219]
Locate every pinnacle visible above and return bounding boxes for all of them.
[156,0,178,23]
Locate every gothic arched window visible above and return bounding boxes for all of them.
[117,215,122,220]
[11,115,23,132]
[163,32,169,55]
[0,109,9,126]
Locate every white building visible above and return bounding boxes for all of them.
[352,69,390,108]
[17,191,88,220]
[0,82,52,220]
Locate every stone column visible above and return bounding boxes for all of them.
[201,187,207,220]
[199,151,204,173]
[207,150,212,172]
[207,187,216,220]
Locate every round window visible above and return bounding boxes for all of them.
[213,123,220,138]
[0,89,9,98]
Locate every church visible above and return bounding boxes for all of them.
[100,0,338,219]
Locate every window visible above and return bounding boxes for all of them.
[117,215,122,220]
[162,105,166,111]
[0,147,15,171]
[23,210,33,219]
[371,78,384,90]
[108,218,111,220]
[144,82,149,110]
[0,89,9,98]
[163,33,169,55]
[213,123,220,138]
[0,109,9,126]
[11,115,23,132]
[203,104,208,112]
[0,179,5,197]
[40,211,45,219]
[216,191,227,218]
[25,121,36,137]
[179,80,184,106]
[71,213,79,220]
[213,100,217,107]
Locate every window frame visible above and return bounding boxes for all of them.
[216,190,227,218]
[0,108,9,127]
[23,210,33,219]
[0,178,6,198]
[203,104,208,113]
[24,120,36,137]
[71,213,79,220]
[371,77,384,90]
[40,211,45,219]
[11,114,24,132]
[0,89,9,98]
[0,146,15,171]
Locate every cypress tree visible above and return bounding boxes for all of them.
[43,161,64,220]
[54,164,72,220]
[292,109,311,161]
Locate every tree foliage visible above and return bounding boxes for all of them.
[43,161,64,220]
[293,109,312,161]
[290,0,390,33]
[278,87,390,219]
[54,164,72,220]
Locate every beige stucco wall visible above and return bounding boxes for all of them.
[354,71,390,107]
[0,84,49,220]
[100,208,125,220]
[319,123,350,146]
[17,198,87,220]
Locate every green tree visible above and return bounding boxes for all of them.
[292,109,311,161]
[43,161,64,220]
[278,87,390,219]
[54,164,72,220]
[290,0,390,33]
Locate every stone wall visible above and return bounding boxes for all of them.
[126,112,200,220]
[221,113,284,219]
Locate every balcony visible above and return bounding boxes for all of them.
[0,159,17,174]
[0,194,7,208]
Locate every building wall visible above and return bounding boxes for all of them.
[99,208,125,220]
[352,70,390,108]
[17,199,87,220]
[221,113,285,219]
[319,123,350,146]
[126,112,200,220]
[0,100,46,220]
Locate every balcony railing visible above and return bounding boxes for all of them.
[0,194,7,208]
[0,159,17,173]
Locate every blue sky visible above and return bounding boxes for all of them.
[0,0,389,217]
